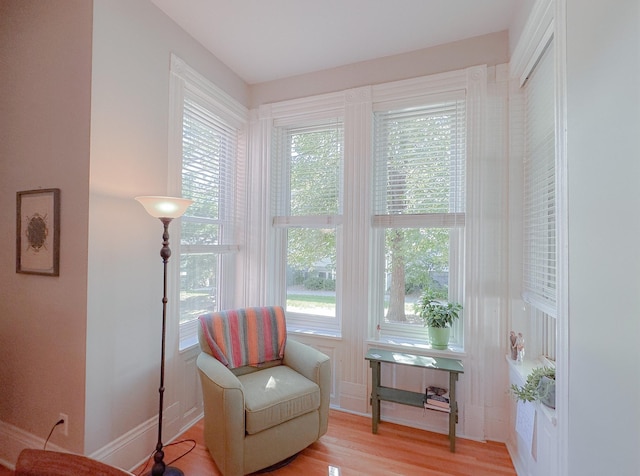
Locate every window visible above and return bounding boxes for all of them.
[169,55,246,349]
[522,40,557,362]
[272,119,344,333]
[264,67,482,346]
[372,95,466,345]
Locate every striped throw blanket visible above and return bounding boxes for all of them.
[198,306,287,369]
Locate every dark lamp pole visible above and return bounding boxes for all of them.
[136,196,193,476]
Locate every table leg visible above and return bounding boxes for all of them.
[370,360,381,434]
[448,371,458,452]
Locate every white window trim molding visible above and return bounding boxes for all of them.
[255,65,486,350]
[267,106,346,334]
[370,69,478,348]
[510,0,554,83]
[168,53,248,201]
[367,65,486,353]
[167,54,248,350]
[170,55,247,129]
[510,1,568,475]
[168,54,248,201]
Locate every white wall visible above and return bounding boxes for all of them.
[86,0,247,464]
[249,31,509,107]
[566,0,640,474]
[0,0,93,460]
[0,0,248,470]
[508,0,537,56]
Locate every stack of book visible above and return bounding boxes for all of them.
[424,385,451,413]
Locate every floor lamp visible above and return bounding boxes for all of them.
[136,196,193,476]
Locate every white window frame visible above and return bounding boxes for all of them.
[523,39,557,363]
[369,76,478,350]
[261,68,483,348]
[510,2,567,473]
[511,4,558,364]
[522,39,556,319]
[270,113,345,335]
[168,54,247,350]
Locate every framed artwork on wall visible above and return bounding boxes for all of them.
[16,188,60,276]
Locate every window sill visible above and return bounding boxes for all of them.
[288,327,342,340]
[506,354,540,381]
[179,337,199,354]
[506,355,557,426]
[505,354,556,383]
[366,335,466,358]
[178,335,198,353]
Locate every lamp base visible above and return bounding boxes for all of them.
[146,466,184,476]
[164,467,184,476]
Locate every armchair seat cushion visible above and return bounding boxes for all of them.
[239,365,320,435]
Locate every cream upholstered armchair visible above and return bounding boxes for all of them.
[196,306,331,476]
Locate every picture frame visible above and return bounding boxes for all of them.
[16,188,60,276]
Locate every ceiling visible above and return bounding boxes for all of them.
[150,0,519,84]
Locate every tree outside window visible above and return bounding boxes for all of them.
[373,98,466,336]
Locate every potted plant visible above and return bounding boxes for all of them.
[510,366,556,408]
[414,291,462,350]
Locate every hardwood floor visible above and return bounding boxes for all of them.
[135,409,516,476]
[1,410,516,475]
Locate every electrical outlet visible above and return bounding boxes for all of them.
[59,413,68,436]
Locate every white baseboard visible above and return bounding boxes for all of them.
[0,403,203,473]
[0,419,66,470]
[88,411,157,471]
[506,438,528,476]
[89,402,202,472]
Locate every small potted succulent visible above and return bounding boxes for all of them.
[414,291,462,350]
[510,366,556,408]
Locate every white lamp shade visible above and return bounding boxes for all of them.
[135,196,193,219]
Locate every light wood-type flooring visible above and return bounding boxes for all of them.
[1,409,516,475]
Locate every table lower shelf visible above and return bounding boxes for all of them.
[377,386,427,407]
[370,385,459,451]
[366,349,463,453]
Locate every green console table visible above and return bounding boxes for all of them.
[365,348,464,452]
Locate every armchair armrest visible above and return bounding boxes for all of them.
[283,339,330,383]
[197,351,243,390]
[196,352,246,476]
[283,339,331,436]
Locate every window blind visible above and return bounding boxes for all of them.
[372,96,466,227]
[272,121,344,222]
[181,91,238,249]
[522,41,556,317]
